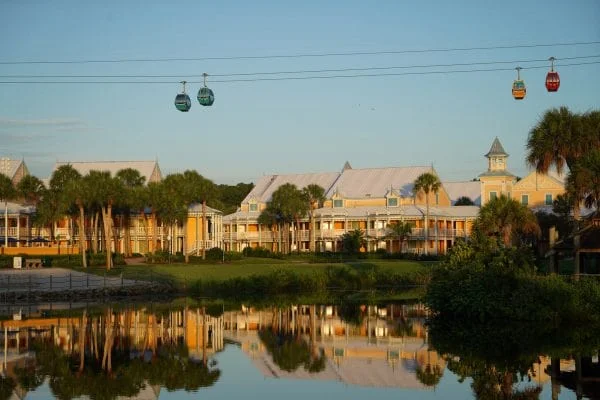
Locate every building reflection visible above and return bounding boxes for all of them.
[0,302,598,399]
[224,303,445,390]
[0,305,223,399]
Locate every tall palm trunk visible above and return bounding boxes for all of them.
[101,201,114,270]
[78,310,87,374]
[92,212,99,254]
[77,202,87,268]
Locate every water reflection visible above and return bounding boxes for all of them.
[225,303,443,389]
[429,316,600,399]
[0,300,598,399]
[0,305,222,399]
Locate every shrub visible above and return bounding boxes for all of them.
[242,246,272,258]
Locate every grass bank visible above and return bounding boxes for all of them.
[69,258,432,300]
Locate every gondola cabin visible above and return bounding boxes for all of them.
[174,81,191,112]
[545,72,560,92]
[197,73,215,107]
[512,67,526,100]
[197,87,215,106]
[174,93,192,112]
[512,80,526,100]
[545,57,560,92]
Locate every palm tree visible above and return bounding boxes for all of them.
[454,196,474,206]
[16,174,47,244]
[87,171,124,270]
[258,203,283,252]
[115,168,146,257]
[413,172,441,255]
[566,148,600,210]
[302,184,326,252]
[526,107,600,275]
[159,174,188,257]
[268,183,308,253]
[385,221,413,253]
[48,165,84,254]
[526,106,586,175]
[341,229,366,255]
[180,170,216,260]
[0,174,17,247]
[475,195,540,247]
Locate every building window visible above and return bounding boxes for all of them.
[249,203,258,212]
[387,197,398,207]
[435,193,439,205]
[333,199,343,208]
[545,194,552,205]
[490,191,497,201]
[521,194,529,206]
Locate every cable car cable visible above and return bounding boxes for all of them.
[0,40,598,65]
[0,61,597,84]
[1,54,598,79]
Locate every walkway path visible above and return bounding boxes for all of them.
[0,267,144,293]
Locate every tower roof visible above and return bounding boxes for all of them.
[485,137,508,158]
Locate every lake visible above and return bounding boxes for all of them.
[0,298,598,399]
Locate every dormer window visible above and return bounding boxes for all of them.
[333,199,344,208]
[387,197,398,207]
[249,203,258,212]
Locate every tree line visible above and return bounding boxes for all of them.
[0,165,253,269]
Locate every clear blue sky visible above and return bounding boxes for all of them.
[1,1,599,185]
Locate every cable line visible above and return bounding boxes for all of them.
[1,54,598,79]
[0,40,598,65]
[1,61,597,84]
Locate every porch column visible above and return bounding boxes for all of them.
[16,214,20,248]
[195,213,199,256]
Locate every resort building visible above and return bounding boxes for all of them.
[1,138,573,256]
[479,137,566,210]
[223,164,480,255]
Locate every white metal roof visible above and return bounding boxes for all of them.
[0,158,23,180]
[52,161,161,183]
[242,172,340,204]
[187,203,223,214]
[326,166,433,199]
[443,181,482,206]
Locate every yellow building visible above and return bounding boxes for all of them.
[1,159,223,257]
[224,163,479,255]
[479,137,566,209]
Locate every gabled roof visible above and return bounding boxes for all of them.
[187,203,222,214]
[241,172,340,204]
[443,181,482,206]
[52,161,162,184]
[0,158,28,184]
[0,158,20,179]
[326,166,433,199]
[512,170,565,191]
[485,137,508,157]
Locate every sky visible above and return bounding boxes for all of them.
[1,1,599,185]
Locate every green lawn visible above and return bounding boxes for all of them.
[96,258,430,286]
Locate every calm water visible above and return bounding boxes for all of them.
[0,299,598,399]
